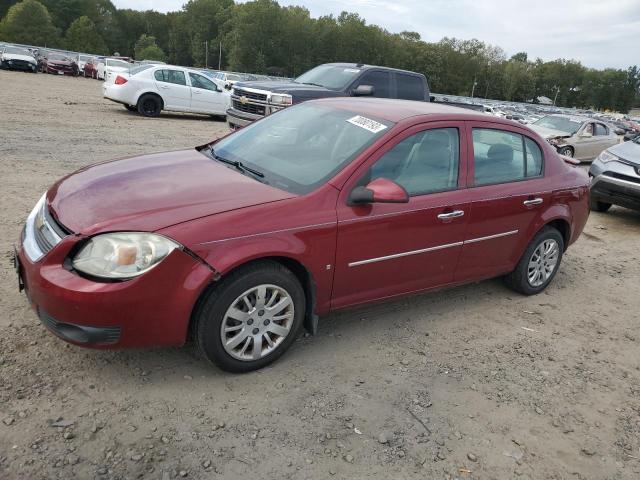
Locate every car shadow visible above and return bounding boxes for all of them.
[110,107,227,123]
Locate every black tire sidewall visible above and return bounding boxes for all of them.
[196,263,305,373]
[558,146,573,157]
[137,94,161,117]
[508,227,564,295]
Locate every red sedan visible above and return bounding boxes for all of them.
[15,98,590,372]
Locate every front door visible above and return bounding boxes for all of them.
[455,122,549,281]
[332,122,470,309]
[188,72,227,115]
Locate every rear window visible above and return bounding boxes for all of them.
[396,74,425,101]
[130,64,154,76]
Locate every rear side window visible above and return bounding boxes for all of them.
[154,69,186,85]
[357,71,391,97]
[396,74,425,101]
[473,129,543,185]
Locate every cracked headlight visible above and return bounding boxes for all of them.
[72,232,180,279]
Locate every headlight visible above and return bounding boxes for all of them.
[547,137,559,145]
[72,232,180,279]
[270,94,292,106]
[598,150,619,163]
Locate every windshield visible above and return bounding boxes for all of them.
[534,116,582,134]
[78,55,91,61]
[48,53,69,61]
[107,59,130,68]
[295,65,362,90]
[4,46,32,56]
[209,103,394,194]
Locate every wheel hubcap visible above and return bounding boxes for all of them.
[527,239,559,287]
[221,284,294,361]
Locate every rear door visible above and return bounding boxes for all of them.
[455,122,549,281]
[188,72,227,114]
[153,68,191,111]
[332,121,470,309]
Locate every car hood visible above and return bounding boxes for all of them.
[608,139,640,165]
[48,59,74,66]
[47,148,295,235]
[2,53,36,63]
[528,125,572,139]
[234,80,344,99]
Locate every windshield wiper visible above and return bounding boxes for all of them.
[209,147,265,178]
[299,82,325,88]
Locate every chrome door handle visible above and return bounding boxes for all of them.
[437,210,465,220]
[523,198,543,206]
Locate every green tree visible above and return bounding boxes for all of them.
[134,33,166,61]
[0,0,59,46]
[64,15,107,54]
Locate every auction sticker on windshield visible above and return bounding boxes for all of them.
[347,115,388,133]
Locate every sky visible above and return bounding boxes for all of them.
[111,0,640,69]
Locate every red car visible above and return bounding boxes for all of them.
[41,52,79,76]
[82,57,100,79]
[15,99,590,372]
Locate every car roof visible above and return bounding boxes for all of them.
[323,62,425,77]
[310,97,512,124]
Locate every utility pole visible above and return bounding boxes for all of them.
[553,86,560,106]
[470,76,477,101]
[218,42,222,70]
[205,41,208,69]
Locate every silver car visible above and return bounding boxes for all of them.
[530,115,619,161]
[589,136,640,212]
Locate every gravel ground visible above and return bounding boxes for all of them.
[1,70,640,480]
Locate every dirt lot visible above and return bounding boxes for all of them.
[1,70,639,480]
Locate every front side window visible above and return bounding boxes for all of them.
[594,123,608,136]
[367,128,460,196]
[155,69,186,85]
[210,104,394,194]
[396,74,425,101]
[357,71,390,97]
[473,129,543,185]
[189,72,217,91]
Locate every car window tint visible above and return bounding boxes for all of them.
[369,128,459,196]
[154,69,166,82]
[155,69,186,85]
[357,71,391,97]
[594,123,608,136]
[189,72,216,91]
[396,74,425,101]
[473,129,542,185]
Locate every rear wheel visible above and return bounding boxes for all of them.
[195,261,305,372]
[505,227,564,295]
[589,197,611,212]
[137,94,162,117]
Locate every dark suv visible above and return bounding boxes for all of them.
[226,63,430,129]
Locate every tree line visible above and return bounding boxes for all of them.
[1,0,638,112]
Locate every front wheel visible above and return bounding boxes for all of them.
[558,146,574,157]
[195,261,305,372]
[505,227,564,295]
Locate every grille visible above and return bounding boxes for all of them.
[606,171,640,184]
[32,204,69,257]
[8,60,33,68]
[234,88,267,101]
[232,99,265,116]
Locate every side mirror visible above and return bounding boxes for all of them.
[353,84,374,97]
[349,178,409,205]
[224,83,232,90]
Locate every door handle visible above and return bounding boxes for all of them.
[437,210,465,220]
[159,85,170,90]
[523,198,543,206]
[193,90,202,95]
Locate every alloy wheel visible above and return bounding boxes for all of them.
[221,284,294,361]
[527,239,559,287]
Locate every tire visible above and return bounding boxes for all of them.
[125,105,137,112]
[558,146,574,157]
[505,226,564,295]
[589,197,611,212]
[195,261,305,372]
[137,94,162,117]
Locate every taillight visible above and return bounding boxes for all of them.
[115,75,127,85]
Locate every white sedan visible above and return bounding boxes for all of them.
[103,64,231,117]
[97,58,131,81]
